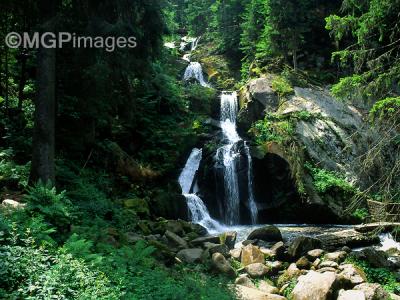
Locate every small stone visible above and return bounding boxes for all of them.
[208,244,230,257]
[296,256,311,269]
[317,267,337,273]
[2,199,25,209]
[265,261,284,274]
[313,258,321,268]
[307,249,325,260]
[245,263,270,278]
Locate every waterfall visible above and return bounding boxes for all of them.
[191,36,201,51]
[179,148,224,233]
[183,62,210,88]
[245,143,258,224]
[216,92,258,225]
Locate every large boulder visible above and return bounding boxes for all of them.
[292,271,337,300]
[247,226,282,242]
[176,249,204,264]
[258,281,279,294]
[211,253,236,278]
[288,236,322,259]
[191,235,221,246]
[241,244,265,266]
[353,248,391,268]
[353,283,390,300]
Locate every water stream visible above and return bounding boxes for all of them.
[178,148,225,233]
[216,92,258,225]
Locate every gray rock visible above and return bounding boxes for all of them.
[265,261,284,274]
[271,241,286,260]
[176,248,203,263]
[354,248,391,268]
[165,230,188,249]
[2,199,26,209]
[191,235,220,246]
[247,226,283,242]
[230,248,242,260]
[211,253,236,278]
[288,236,322,259]
[208,244,230,257]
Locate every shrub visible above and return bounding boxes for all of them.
[25,181,73,232]
[305,163,356,194]
[370,97,400,124]
[0,148,30,189]
[272,76,294,98]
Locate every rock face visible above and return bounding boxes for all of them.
[247,225,282,242]
[211,253,236,278]
[238,80,380,223]
[241,244,265,266]
[292,271,337,300]
[317,230,379,251]
[288,236,322,259]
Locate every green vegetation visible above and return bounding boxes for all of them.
[271,76,294,98]
[370,97,400,123]
[345,256,400,294]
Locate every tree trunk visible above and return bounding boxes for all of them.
[17,51,28,110]
[293,50,298,71]
[30,29,56,184]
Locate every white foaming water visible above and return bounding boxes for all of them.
[179,148,223,233]
[183,62,210,87]
[191,36,201,51]
[245,143,258,224]
[379,232,400,252]
[185,194,226,234]
[216,92,258,225]
[178,148,203,194]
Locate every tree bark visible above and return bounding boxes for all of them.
[30,27,56,184]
